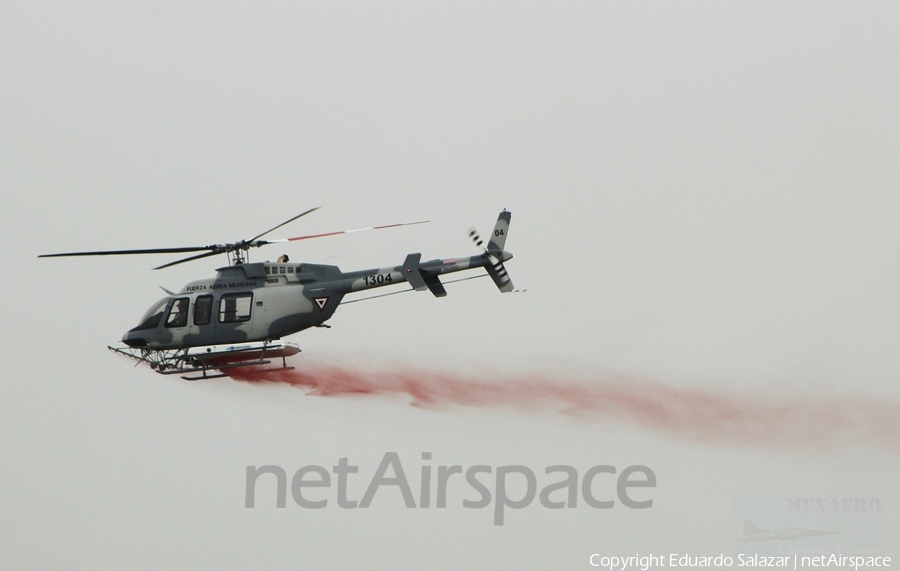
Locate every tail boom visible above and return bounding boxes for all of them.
[335,210,515,297]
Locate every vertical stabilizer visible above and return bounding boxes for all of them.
[487,210,511,252]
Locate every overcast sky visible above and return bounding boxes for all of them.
[2,2,899,569]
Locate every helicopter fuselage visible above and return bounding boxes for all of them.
[121,251,511,350]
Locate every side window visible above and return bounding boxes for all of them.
[219,293,253,323]
[194,295,213,326]
[165,298,190,328]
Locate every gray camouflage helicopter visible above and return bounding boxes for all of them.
[40,209,515,379]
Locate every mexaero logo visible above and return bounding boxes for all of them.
[313,297,329,311]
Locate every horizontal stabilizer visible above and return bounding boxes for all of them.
[424,274,447,297]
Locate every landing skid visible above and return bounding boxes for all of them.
[176,359,296,381]
[108,341,299,380]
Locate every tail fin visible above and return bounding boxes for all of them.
[487,210,511,252]
[468,211,516,293]
[486,210,514,292]
[744,520,761,535]
[486,253,514,292]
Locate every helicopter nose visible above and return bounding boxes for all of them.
[122,332,148,348]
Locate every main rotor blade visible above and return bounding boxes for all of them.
[153,250,223,270]
[266,220,430,243]
[39,246,212,258]
[247,207,321,243]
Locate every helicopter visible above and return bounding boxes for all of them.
[39,208,515,380]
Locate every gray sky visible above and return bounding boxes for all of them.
[2,2,899,569]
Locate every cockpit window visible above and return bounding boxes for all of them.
[165,298,190,328]
[219,292,253,323]
[132,298,167,331]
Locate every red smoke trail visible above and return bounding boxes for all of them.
[229,363,900,449]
